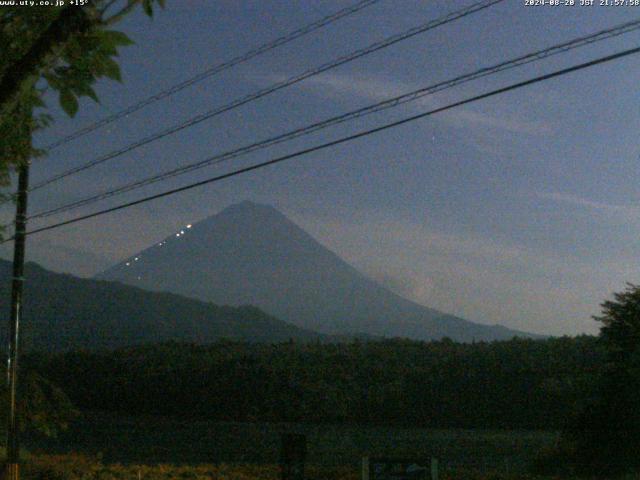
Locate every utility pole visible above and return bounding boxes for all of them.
[1,10,89,478]
[5,163,29,480]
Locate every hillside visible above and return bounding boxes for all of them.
[0,259,324,352]
[98,201,534,341]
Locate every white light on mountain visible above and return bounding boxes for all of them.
[125,262,130,266]
[134,257,139,261]
[176,233,180,237]
[186,224,192,229]
[180,230,185,235]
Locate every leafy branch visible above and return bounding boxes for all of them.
[0,0,166,174]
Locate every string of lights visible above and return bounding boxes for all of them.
[27,17,640,221]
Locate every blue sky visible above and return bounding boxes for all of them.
[3,0,640,336]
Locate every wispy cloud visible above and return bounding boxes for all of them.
[440,108,553,135]
[297,72,416,102]
[536,192,640,220]
[259,70,553,138]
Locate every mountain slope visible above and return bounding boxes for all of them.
[0,259,324,352]
[97,201,534,341]
[0,239,112,278]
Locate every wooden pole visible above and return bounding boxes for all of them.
[5,163,30,480]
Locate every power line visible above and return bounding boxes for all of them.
[28,17,640,220]
[7,45,639,243]
[42,0,382,151]
[29,0,505,192]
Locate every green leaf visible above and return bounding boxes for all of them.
[101,57,122,82]
[100,29,135,47]
[76,83,99,103]
[143,0,154,16]
[43,73,62,91]
[59,90,79,117]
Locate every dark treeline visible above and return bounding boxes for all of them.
[26,336,603,431]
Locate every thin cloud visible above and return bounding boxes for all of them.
[259,70,553,137]
[298,72,415,102]
[537,192,640,219]
[441,108,553,135]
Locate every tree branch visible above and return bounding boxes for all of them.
[104,0,139,26]
[0,6,94,116]
[99,0,121,16]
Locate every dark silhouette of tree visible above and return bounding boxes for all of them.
[0,371,78,438]
[566,283,640,477]
[596,283,640,361]
[0,1,166,202]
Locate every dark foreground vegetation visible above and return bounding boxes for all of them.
[26,336,600,431]
[20,335,602,478]
[10,283,640,478]
[26,414,557,473]
[17,453,564,480]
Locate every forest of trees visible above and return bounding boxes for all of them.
[8,283,640,477]
[26,335,603,431]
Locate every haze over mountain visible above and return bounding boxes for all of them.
[97,201,534,341]
[0,259,324,352]
[0,239,111,278]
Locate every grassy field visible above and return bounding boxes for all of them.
[25,412,558,476]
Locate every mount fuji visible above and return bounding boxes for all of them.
[97,201,534,341]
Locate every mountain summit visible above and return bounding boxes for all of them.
[97,201,532,341]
